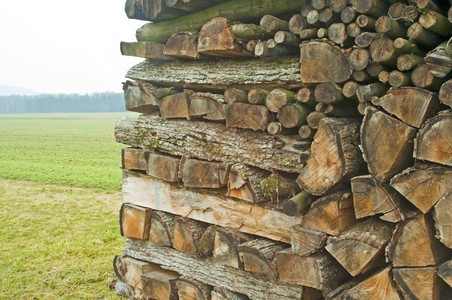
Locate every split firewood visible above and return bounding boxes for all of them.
[360,107,417,183]
[297,117,363,196]
[120,203,153,240]
[226,102,271,131]
[122,148,147,171]
[282,190,313,216]
[438,259,452,287]
[414,110,452,166]
[123,81,159,114]
[390,164,452,214]
[176,277,212,300]
[375,16,407,40]
[247,89,269,105]
[407,22,441,47]
[350,0,388,17]
[299,41,352,83]
[238,238,286,278]
[159,92,190,120]
[425,41,452,78]
[274,249,349,294]
[227,163,269,203]
[259,172,300,203]
[356,82,388,103]
[213,227,251,268]
[265,88,296,113]
[141,269,180,300]
[433,191,452,249]
[388,2,418,22]
[124,0,148,20]
[393,266,447,300]
[188,91,226,121]
[371,86,438,128]
[146,152,181,183]
[300,190,355,236]
[325,218,395,276]
[149,211,175,247]
[260,14,289,33]
[136,0,304,43]
[411,64,445,90]
[351,175,409,223]
[439,79,452,107]
[386,213,450,267]
[163,31,200,59]
[327,265,402,300]
[154,87,179,99]
[197,17,253,58]
[180,157,231,188]
[117,256,160,290]
[277,103,311,128]
[120,41,175,60]
[173,217,211,257]
[290,225,327,256]
[211,287,248,300]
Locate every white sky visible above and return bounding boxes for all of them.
[0,0,146,94]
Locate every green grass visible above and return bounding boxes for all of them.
[0,112,139,299]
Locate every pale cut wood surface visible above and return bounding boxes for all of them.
[123,238,303,300]
[122,170,299,242]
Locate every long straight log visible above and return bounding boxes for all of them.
[136,0,305,43]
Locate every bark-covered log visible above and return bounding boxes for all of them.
[388,2,418,22]
[375,15,407,40]
[325,218,394,276]
[425,42,452,78]
[300,190,355,236]
[282,190,313,216]
[388,70,412,88]
[274,249,349,295]
[163,31,200,59]
[297,117,363,196]
[123,238,304,299]
[115,115,304,173]
[407,22,441,47]
[146,152,181,183]
[360,107,417,183]
[290,225,327,256]
[351,175,409,223]
[122,171,299,242]
[259,172,300,203]
[226,102,271,131]
[136,0,305,43]
[265,88,296,113]
[149,211,175,247]
[120,203,153,240]
[414,110,452,166]
[356,82,388,103]
[142,269,180,300]
[393,266,448,300]
[278,103,311,128]
[299,41,352,83]
[397,54,424,71]
[126,56,302,91]
[419,10,452,36]
[350,0,388,17]
[369,37,401,67]
[120,41,175,60]
[386,213,450,267]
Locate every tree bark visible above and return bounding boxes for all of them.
[282,190,312,216]
[259,172,300,203]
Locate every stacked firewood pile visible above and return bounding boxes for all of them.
[112,0,452,299]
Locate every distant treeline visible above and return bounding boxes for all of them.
[0,92,126,114]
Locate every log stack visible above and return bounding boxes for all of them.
[113,0,452,299]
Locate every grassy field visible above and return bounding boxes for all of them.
[0,112,138,299]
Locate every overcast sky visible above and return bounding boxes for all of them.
[0,0,146,94]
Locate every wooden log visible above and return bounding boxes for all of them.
[259,172,300,203]
[314,82,345,105]
[260,15,289,33]
[296,87,316,106]
[411,63,444,90]
[247,89,269,105]
[274,249,349,294]
[117,256,160,290]
[414,110,452,166]
[274,31,300,46]
[439,79,452,107]
[325,218,395,276]
[238,239,287,279]
[433,191,452,249]
[328,0,348,13]
[177,277,212,300]
[141,0,186,21]
[124,238,304,299]
[121,203,153,240]
[354,31,378,48]
[197,17,252,58]
[125,0,147,20]
[387,213,450,267]
[231,23,273,41]
[419,10,452,36]
[371,86,438,128]
[350,0,388,17]
[351,69,373,83]
[120,41,175,61]
[300,190,355,236]
[348,48,370,71]
[115,115,304,173]
[438,259,452,287]
[328,23,353,47]
[360,107,417,183]
[188,91,226,121]
[393,37,424,56]
[149,211,175,247]
[342,81,359,99]
[356,82,388,103]
[388,2,418,22]
[407,22,441,47]
[397,54,424,71]
[282,190,313,216]
[277,103,311,128]
[393,266,447,300]
[340,6,356,24]
[297,118,363,196]
[123,81,159,114]
[298,124,315,140]
[155,87,179,99]
[122,171,299,242]
[264,88,296,113]
[369,37,401,67]
[173,217,210,256]
[316,27,328,38]
[290,225,327,256]
[351,174,409,223]
[390,164,452,214]
[327,265,402,300]
[378,70,390,84]
[227,163,269,203]
[266,122,299,135]
[136,0,304,42]
[142,269,180,300]
[356,15,376,30]
[211,287,248,300]
[180,157,231,188]
[163,31,200,59]
[375,15,407,40]
[224,88,247,104]
[254,41,296,58]
[146,152,181,183]
[213,227,250,268]
[425,42,452,78]
[346,23,361,38]
[158,92,190,120]
[306,10,322,28]
[122,148,147,171]
[388,68,411,87]
[288,14,308,35]
[299,41,352,83]
[126,56,302,92]
[226,102,271,131]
